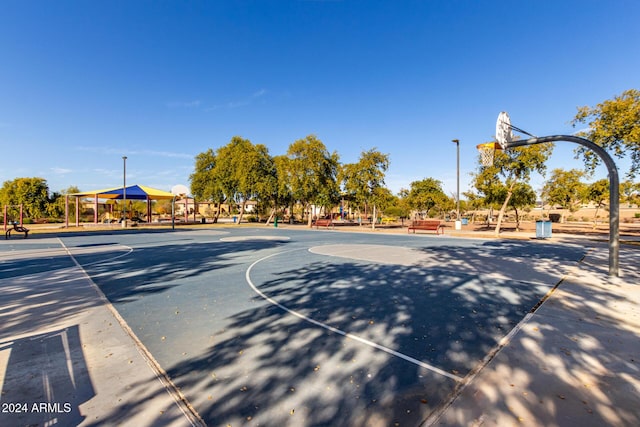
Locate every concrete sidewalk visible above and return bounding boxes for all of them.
[431,241,640,426]
[0,238,201,427]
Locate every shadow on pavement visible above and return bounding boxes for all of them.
[0,326,94,427]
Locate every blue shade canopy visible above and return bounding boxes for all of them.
[70,185,175,200]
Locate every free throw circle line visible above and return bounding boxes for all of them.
[245,249,464,383]
[66,244,133,266]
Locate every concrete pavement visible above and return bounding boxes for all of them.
[430,240,640,426]
[0,238,202,427]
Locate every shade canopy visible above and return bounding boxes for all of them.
[70,185,175,200]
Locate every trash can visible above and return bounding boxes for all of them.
[536,220,552,239]
[201,218,206,224]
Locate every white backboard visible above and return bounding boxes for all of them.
[496,111,513,149]
[171,184,189,196]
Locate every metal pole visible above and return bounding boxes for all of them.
[172,196,176,230]
[452,139,460,220]
[122,156,127,226]
[506,135,620,277]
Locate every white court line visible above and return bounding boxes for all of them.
[65,245,133,266]
[57,238,205,427]
[245,249,464,383]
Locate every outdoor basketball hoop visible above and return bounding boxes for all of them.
[487,111,621,277]
[476,142,501,167]
[495,111,513,149]
[476,111,513,167]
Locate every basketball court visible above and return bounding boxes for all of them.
[1,227,588,426]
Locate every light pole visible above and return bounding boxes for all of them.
[452,139,460,229]
[122,156,127,227]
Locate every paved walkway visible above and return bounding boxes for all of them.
[0,228,638,426]
[0,238,202,427]
[433,239,640,426]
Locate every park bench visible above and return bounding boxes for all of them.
[407,220,444,235]
[5,222,30,239]
[314,218,334,229]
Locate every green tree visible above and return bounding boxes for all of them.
[508,182,537,230]
[47,185,81,221]
[406,178,449,218]
[473,142,553,234]
[572,89,640,178]
[584,179,610,227]
[212,136,276,224]
[273,155,295,223]
[620,180,640,208]
[241,143,276,223]
[286,135,340,226]
[213,137,245,219]
[462,190,484,224]
[371,187,395,223]
[190,148,226,223]
[0,177,50,220]
[383,190,411,225]
[541,168,586,222]
[341,148,390,229]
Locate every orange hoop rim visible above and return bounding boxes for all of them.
[476,142,502,150]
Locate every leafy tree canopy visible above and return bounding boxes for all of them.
[572,89,640,178]
[406,177,449,217]
[341,148,390,207]
[286,135,340,223]
[0,177,50,219]
[541,168,586,213]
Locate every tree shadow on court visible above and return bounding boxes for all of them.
[146,245,585,427]
[411,239,587,285]
[0,252,78,278]
[70,238,640,426]
[0,262,108,336]
[436,244,640,426]
[82,240,287,303]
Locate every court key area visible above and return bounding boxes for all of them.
[0,227,588,426]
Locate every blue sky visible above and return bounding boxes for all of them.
[1,1,639,198]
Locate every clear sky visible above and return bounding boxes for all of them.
[1,1,639,198]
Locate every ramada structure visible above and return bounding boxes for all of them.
[65,184,176,227]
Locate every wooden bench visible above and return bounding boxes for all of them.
[5,222,30,239]
[407,220,444,235]
[313,218,334,229]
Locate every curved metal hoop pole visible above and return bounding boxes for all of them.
[505,135,619,277]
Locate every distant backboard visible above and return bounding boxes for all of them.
[496,111,513,149]
[171,184,189,196]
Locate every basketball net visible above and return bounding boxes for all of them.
[477,142,499,167]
